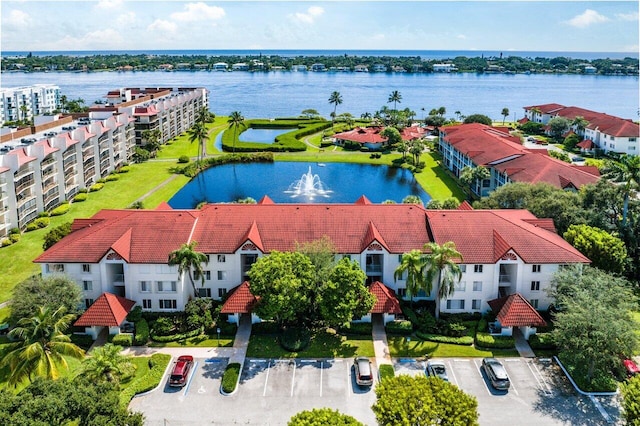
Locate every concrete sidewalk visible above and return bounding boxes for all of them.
[372,315,392,366]
[513,328,536,358]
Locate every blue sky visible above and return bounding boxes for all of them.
[1,1,638,52]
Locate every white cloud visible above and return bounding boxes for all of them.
[289,6,325,25]
[50,28,125,50]
[371,34,385,41]
[565,9,610,28]
[615,12,639,22]
[456,34,467,40]
[2,9,32,30]
[170,2,225,23]
[116,11,136,27]
[95,0,123,10]
[148,19,177,34]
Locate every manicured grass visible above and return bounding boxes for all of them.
[413,152,466,201]
[148,334,234,348]
[387,336,519,358]
[247,329,374,358]
[0,306,10,323]
[119,356,152,393]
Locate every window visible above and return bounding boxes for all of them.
[482,179,490,188]
[397,288,407,297]
[217,255,226,263]
[473,281,483,291]
[473,265,483,273]
[82,264,91,273]
[198,288,212,298]
[630,138,637,142]
[398,255,403,262]
[217,271,227,281]
[218,288,227,298]
[159,299,177,309]
[558,264,569,270]
[84,298,94,308]
[157,281,176,292]
[140,281,151,293]
[82,281,92,291]
[531,281,540,291]
[459,265,466,273]
[532,264,541,273]
[194,271,211,281]
[472,299,482,310]
[530,299,539,309]
[142,299,152,309]
[454,281,466,291]
[446,299,465,310]
[48,264,64,273]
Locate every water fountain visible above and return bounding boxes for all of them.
[285,166,333,199]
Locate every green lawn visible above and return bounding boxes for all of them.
[119,356,152,393]
[387,336,519,358]
[0,306,10,323]
[247,329,374,358]
[148,334,234,348]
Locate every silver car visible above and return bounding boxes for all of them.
[426,361,449,381]
[354,357,373,387]
[482,357,510,390]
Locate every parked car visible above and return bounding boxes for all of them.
[482,357,510,390]
[169,355,194,387]
[425,361,449,381]
[353,356,374,387]
[623,358,640,378]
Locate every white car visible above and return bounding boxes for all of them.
[425,361,449,381]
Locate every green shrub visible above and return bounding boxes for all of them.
[134,318,150,346]
[379,364,395,380]
[118,166,131,173]
[119,353,171,407]
[474,332,515,349]
[9,233,20,243]
[105,174,119,182]
[78,188,89,193]
[25,223,39,232]
[558,354,617,392]
[90,183,105,192]
[1,239,12,247]
[50,204,70,216]
[127,306,143,323]
[180,152,274,178]
[151,316,174,336]
[9,227,20,235]
[338,322,373,336]
[219,321,237,335]
[70,333,94,350]
[279,327,311,352]
[73,193,88,202]
[528,333,556,350]
[112,333,133,347]
[416,331,474,346]
[251,321,280,335]
[178,155,190,164]
[385,320,413,335]
[221,362,241,394]
[151,327,203,342]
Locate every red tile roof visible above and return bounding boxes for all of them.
[425,209,590,264]
[577,139,596,150]
[523,103,565,114]
[369,281,402,314]
[400,126,426,141]
[74,293,136,327]
[220,282,258,314]
[525,104,639,137]
[11,147,37,167]
[487,293,547,327]
[457,200,474,210]
[334,127,387,144]
[35,140,60,156]
[441,123,527,166]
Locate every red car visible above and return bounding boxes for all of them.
[623,359,640,378]
[169,355,194,387]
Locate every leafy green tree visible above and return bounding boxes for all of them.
[81,343,136,385]
[563,224,627,273]
[187,121,208,167]
[228,111,245,154]
[317,258,374,326]
[59,94,67,113]
[571,116,589,135]
[501,107,510,124]
[564,133,580,151]
[621,375,640,426]
[426,198,460,209]
[288,408,363,426]
[301,109,320,119]
[603,154,640,226]
[380,126,402,150]
[549,266,638,383]
[460,166,490,195]
[394,249,426,304]
[424,114,446,131]
[437,106,446,117]
[549,150,571,163]
[519,121,544,135]
[141,129,161,155]
[463,114,492,125]
[547,116,570,140]
[372,375,479,426]
[185,297,214,330]
[296,235,337,285]
[10,275,82,323]
[167,241,208,297]
[423,241,463,319]
[2,306,85,386]
[408,138,426,165]
[402,195,422,205]
[43,221,72,250]
[328,91,343,127]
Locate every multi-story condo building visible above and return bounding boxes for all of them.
[523,103,640,156]
[0,84,61,126]
[35,198,589,337]
[0,87,208,238]
[438,123,600,197]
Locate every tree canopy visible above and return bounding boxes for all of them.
[563,224,627,273]
[288,408,363,426]
[463,114,492,125]
[621,375,640,426]
[10,275,82,323]
[372,375,479,426]
[547,116,570,140]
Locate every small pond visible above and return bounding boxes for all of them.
[168,162,431,208]
[239,128,296,143]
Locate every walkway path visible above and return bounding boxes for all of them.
[372,315,392,366]
[228,314,252,365]
[132,174,180,205]
[513,327,536,358]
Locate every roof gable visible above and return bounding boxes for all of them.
[488,293,547,327]
[220,282,258,314]
[369,281,402,314]
[74,293,136,327]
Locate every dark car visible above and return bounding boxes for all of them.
[353,356,373,387]
[169,355,194,387]
[482,357,510,390]
[426,361,449,381]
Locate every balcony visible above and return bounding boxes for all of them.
[113,274,125,285]
[498,274,512,286]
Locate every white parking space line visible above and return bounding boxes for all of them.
[346,360,352,396]
[589,395,613,423]
[473,359,492,395]
[262,359,272,397]
[320,361,324,397]
[183,361,198,396]
[526,360,553,396]
[446,360,459,387]
[290,360,297,397]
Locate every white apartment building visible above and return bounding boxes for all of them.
[0,84,60,126]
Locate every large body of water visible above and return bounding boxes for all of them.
[2,70,638,120]
[168,162,429,208]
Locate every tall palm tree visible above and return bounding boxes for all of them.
[603,155,640,226]
[571,116,589,136]
[188,121,208,167]
[1,306,85,386]
[168,241,209,297]
[328,91,343,128]
[228,111,245,154]
[437,106,446,117]
[423,241,463,319]
[501,107,510,124]
[60,94,67,113]
[388,90,402,112]
[394,250,426,305]
[82,343,136,385]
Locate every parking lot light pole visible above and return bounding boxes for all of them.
[217,327,221,347]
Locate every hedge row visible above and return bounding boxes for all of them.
[150,326,203,342]
[89,183,104,192]
[528,333,556,350]
[251,321,280,335]
[119,353,172,407]
[73,193,88,202]
[337,322,373,336]
[25,217,50,232]
[112,333,133,347]
[416,331,474,346]
[181,152,274,178]
[50,203,70,216]
[474,332,515,349]
[134,318,149,346]
[220,120,331,152]
[385,320,413,336]
[221,362,241,394]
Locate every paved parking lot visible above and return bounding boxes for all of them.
[131,356,621,425]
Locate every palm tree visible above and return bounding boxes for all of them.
[454,110,462,122]
[168,241,209,297]
[460,166,491,196]
[328,91,343,128]
[59,94,67,113]
[423,241,463,319]
[603,155,640,226]
[1,306,85,386]
[501,107,510,124]
[19,105,28,124]
[360,112,372,121]
[227,111,245,154]
[141,129,162,155]
[571,116,589,136]
[388,90,402,112]
[188,121,208,167]
[82,343,136,385]
[437,106,446,117]
[394,250,426,305]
